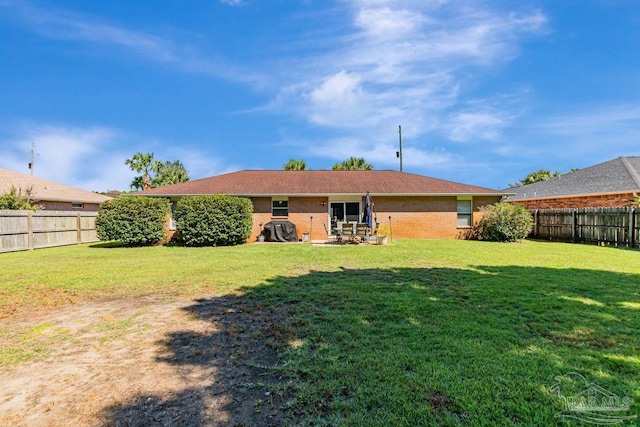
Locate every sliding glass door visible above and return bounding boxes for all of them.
[329,201,361,231]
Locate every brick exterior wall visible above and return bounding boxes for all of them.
[248,195,503,241]
[250,197,330,242]
[508,192,637,210]
[38,201,102,212]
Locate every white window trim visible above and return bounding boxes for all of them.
[272,197,289,217]
[456,197,473,228]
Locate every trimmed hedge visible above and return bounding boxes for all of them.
[174,194,253,246]
[477,203,533,242]
[96,197,170,246]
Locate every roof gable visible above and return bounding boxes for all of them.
[0,168,111,204]
[137,170,502,196]
[505,156,640,200]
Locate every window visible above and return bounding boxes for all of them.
[345,202,360,222]
[330,202,360,223]
[72,203,84,209]
[272,199,289,217]
[457,199,472,227]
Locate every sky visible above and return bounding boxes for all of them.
[1,0,639,192]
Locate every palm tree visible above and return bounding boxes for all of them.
[332,157,373,171]
[283,159,308,170]
[125,152,155,190]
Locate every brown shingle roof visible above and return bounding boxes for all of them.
[137,170,502,196]
[0,168,111,204]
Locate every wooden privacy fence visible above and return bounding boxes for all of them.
[0,210,99,253]
[531,207,639,248]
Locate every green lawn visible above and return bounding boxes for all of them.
[1,239,639,425]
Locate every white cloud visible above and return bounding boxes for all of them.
[520,104,640,161]
[269,1,546,166]
[0,124,132,191]
[446,111,507,143]
[354,7,428,39]
[0,1,265,86]
[0,123,234,192]
[308,71,368,126]
[219,0,245,5]
[537,104,640,138]
[0,1,549,179]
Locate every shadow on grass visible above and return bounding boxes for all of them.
[101,265,640,426]
[88,241,125,249]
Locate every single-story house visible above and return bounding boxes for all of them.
[0,167,111,211]
[137,170,505,241]
[504,156,640,210]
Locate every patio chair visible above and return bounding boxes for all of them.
[323,223,341,244]
[355,223,368,244]
[341,222,355,242]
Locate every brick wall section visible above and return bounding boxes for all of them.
[509,192,637,210]
[288,197,329,241]
[246,195,503,241]
[39,201,101,211]
[373,196,454,238]
[249,197,330,241]
[251,197,273,241]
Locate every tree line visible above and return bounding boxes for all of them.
[283,157,373,171]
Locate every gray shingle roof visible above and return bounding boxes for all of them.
[505,156,640,200]
[0,168,111,204]
[137,170,503,197]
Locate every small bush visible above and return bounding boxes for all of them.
[174,194,253,246]
[96,197,170,246]
[477,203,533,242]
[0,186,39,210]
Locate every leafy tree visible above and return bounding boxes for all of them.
[283,159,307,170]
[101,190,122,198]
[0,186,39,210]
[125,152,155,190]
[151,160,190,187]
[509,169,560,187]
[332,157,373,171]
[476,203,533,242]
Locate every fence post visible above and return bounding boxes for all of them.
[77,213,82,244]
[534,210,538,237]
[27,211,34,250]
[572,209,578,243]
[631,208,636,248]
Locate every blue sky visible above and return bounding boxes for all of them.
[1,0,639,192]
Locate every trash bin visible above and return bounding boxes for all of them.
[302,232,310,242]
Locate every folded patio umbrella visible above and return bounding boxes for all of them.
[362,193,373,228]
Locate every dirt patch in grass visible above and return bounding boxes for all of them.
[0,296,297,426]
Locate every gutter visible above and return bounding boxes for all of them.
[134,192,510,198]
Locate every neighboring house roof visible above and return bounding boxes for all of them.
[0,168,111,204]
[137,170,503,197]
[505,156,640,201]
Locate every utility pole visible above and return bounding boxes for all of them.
[396,125,403,172]
[29,141,35,176]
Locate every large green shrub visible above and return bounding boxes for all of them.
[174,194,253,246]
[477,203,533,242]
[96,197,170,246]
